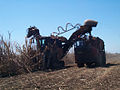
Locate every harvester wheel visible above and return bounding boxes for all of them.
[96,51,106,67]
[59,61,65,67]
[77,63,84,68]
[96,52,102,67]
[52,61,65,69]
[86,62,96,68]
[101,51,106,66]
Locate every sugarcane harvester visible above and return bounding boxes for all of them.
[26,20,106,69]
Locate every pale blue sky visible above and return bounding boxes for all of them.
[0,0,120,53]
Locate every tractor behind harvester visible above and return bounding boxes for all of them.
[26,20,106,70]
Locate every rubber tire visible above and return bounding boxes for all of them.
[59,61,65,67]
[86,62,96,68]
[95,52,102,67]
[77,63,84,68]
[101,51,106,66]
[95,51,106,67]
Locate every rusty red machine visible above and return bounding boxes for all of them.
[27,20,106,69]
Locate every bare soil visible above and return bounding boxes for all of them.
[0,54,120,90]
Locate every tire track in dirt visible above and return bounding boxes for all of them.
[87,62,120,90]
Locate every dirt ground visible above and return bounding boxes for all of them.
[0,54,120,90]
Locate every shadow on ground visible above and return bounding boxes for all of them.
[45,65,74,72]
[105,63,120,68]
[85,63,120,68]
